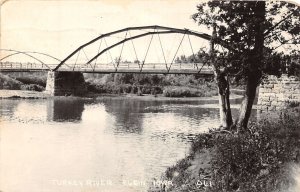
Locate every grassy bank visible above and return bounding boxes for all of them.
[152,106,300,192]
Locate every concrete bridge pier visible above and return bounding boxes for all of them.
[45,71,87,96]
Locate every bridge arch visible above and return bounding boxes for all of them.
[0,49,62,70]
[54,25,218,71]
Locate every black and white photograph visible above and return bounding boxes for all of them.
[0,0,299,191]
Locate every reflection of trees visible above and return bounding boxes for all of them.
[102,99,219,134]
[101,98,257,134]
[47,98,84,122]
[0,100,20,119]
[177,107,218,121]
[102,99,149,134]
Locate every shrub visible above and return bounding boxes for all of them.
[162,85,217,97]
[287,101,300,108]
[85,73,216,97]
[16,76,47,87]
[210,115,300,192]
[0,73,22,90]
[160,109,300,192]
[163,86,197,97]
[85,81,163,95]
[20,84,45,92]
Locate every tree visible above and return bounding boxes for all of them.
[192,1,300,130]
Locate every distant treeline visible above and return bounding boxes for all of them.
[84,73,218,97]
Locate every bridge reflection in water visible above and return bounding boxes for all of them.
[46,98,85,122]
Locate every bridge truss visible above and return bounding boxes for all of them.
[0,49,62,72]
[0,26,226,74]
[54,25,214,74]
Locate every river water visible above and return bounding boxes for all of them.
[0,96,254,192]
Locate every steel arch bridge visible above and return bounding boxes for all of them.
[0,25,221,75]
[0,49,63,71]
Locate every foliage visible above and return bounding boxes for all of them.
[159,109,300,192]
[85,73,217,97]
[210,114,300,192]
[0,73,22,90]
[163,84,217,98]
[86,81,163,95]
[174,48,211,65]
[0,73,46,91]
[20,84,45,92]
[192,0,300,129]
[16,75,47,87]
[287,101,300,108]
[163,86,199,97]
[192,1,300,80]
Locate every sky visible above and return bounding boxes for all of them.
[0,0,211,64]
[0,0,299,65]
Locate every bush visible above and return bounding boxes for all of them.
[86,81,163,95]
[85,73,216,97]
[163,86,199,97]
[0,73,47,91]
[20,84,45,92]
[16,75,47,87]
[209,115,300,192]
[160,109,300,192]
[163,85,217,97]
[0,73,22,90]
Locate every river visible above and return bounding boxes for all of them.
[0,96,255,192]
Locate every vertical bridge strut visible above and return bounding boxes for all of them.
[1,26,231,74]
[53,25,214,72]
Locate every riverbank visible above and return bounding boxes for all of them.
[1,72,246,100]
[0,89,244,103]
[150,106,300,192]
[0,90,50,99]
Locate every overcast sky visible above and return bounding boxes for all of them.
[1,0,299,64]
[0,0,212,63]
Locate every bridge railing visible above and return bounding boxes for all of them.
[66,62,212,72]
[0,62,58,71]
[0,61,213,74]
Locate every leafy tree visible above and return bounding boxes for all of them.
[192,1,300,130]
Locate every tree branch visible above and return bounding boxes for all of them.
[273,36,300,50]
[264,12,294,37]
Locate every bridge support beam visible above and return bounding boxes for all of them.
[45,71,87,96]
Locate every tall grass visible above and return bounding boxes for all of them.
[161,107,300,192]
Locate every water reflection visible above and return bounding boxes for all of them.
[102,99,145,134]
[47,98,85,122]
[0,97,257,192]
[0,99,20,120]
[100,98,223,138]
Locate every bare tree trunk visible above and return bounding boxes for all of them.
[236,1,265,131]
[216,73,233,129]
[236,74,259,130]
[211,24,233,129]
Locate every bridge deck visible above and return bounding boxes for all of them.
[0,62,214,75]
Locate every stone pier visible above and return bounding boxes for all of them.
[257,74,300,118]
[45,71,87,96]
